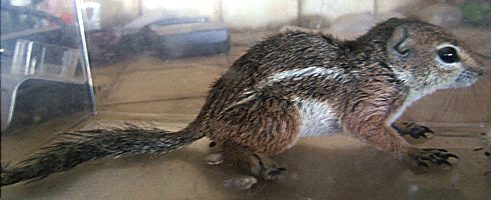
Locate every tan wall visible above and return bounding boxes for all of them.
[91,0,412,29]
[222,0,298,29]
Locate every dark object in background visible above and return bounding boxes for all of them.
[150,20,230,60]
[86,18,230,66]
[86,26,159,66]
[6,79,93,132]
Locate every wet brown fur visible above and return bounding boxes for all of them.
[190,18,482,157]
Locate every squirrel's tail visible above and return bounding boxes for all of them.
[1,123,204,186]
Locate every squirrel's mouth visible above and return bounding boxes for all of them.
[450,69,481,88]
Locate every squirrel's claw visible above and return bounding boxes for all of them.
[414,148,458,168]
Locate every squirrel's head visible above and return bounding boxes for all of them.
[372,18,484,93]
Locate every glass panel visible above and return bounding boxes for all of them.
[1,1,95,132]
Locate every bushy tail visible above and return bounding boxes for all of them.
[1,123,203,186]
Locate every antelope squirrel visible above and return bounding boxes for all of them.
[1,18,484,186]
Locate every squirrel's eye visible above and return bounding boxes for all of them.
[437,46,460,63]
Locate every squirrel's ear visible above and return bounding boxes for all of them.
[388,25,411,56]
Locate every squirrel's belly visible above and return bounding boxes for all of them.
[295,98,343,137]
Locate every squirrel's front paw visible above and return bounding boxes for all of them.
[413,148,458,168]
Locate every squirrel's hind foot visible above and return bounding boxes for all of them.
[248,153,286,180]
